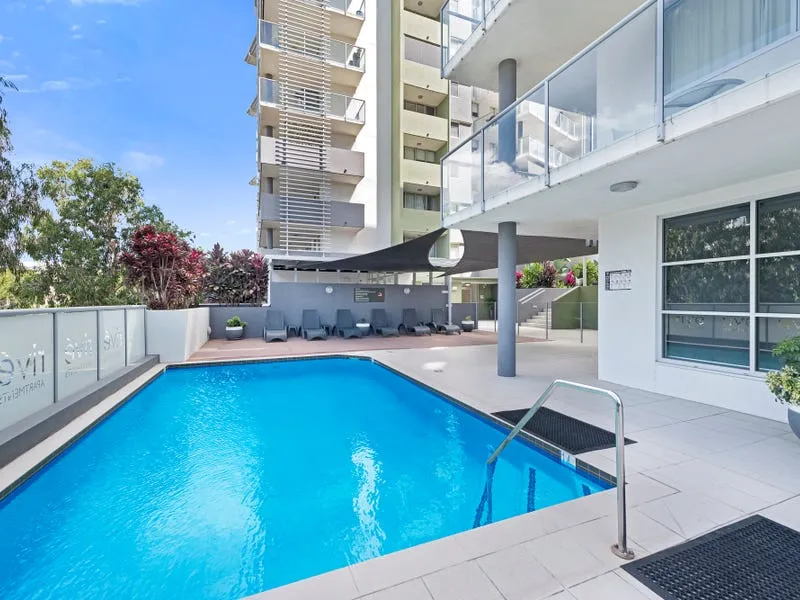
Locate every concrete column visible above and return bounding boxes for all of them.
[497,221,517,377]
[498,58,517,165]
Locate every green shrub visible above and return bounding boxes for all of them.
[572,260,599,285]
[766,336,800,406]
[226,316,247,328]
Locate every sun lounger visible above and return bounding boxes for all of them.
[263,309,288,342]
[371,309,400,337]
[302,309,328,340]
[400,308,431,336]
[429,307,461,335]
[335,309,362,339]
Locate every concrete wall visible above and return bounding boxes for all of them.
[269,282,447,329]
[598,169,800,422]
[145,308,209,363]
[552,286,598,330]
[208,306,268,340]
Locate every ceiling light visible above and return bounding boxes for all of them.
[609,180,638,193]
[417,1,423,5]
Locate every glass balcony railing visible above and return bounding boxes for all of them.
[258,20,365,71]
[327,0,365,19]
[258,78,365,124]
[441,0,800,220]
[440,0,501,70]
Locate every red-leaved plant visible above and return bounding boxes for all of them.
[121,225,206,309]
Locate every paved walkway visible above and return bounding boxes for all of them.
[189,330,539,362]
[250,340,800,600]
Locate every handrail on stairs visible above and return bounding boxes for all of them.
[487,379,634,560]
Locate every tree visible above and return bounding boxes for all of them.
[25,159,144,306]
[520,263,543,288]
[0,77,42,277]
[203,244,269,305]
[572,259,599,285]
[121,225,205,309]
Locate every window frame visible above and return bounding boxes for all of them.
[658,193,800,375]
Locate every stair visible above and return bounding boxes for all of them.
[524,308,551,329]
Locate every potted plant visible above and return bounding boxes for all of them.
[765,336,800,440]
[461,315,475,332]
[225,316,247,340]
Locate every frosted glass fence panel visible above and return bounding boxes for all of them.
[56,311,98,401]
[126,308,146,364]
[99,310,126,379]
[0,306,147,431]
[0,313,54,431]
[442,133,482,217]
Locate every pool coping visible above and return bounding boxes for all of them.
[0,352,623,600]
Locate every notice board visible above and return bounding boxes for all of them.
[354,287,385,303]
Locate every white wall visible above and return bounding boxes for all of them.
[598,170,800,422]
[145,308,210,363]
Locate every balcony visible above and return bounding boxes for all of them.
[259,193,364,230]
[402,159,441,196]
[257,20,366,87]
[256,78,366,136]
[441,0,800,234]
[403,59,448,106]
[327,0,366,39]
[402,109,449,151]
[260,136,365,184]
[440,0,643,93]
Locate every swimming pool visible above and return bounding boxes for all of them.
[0,357,610,599]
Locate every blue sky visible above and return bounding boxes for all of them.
[1,0,257,250]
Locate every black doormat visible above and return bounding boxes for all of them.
[622,515,800,600]
[493,407,635,454]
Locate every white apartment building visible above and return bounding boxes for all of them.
[247,0,394,261]
[439,0,800,421]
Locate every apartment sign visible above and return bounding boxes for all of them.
[0,314,55,429]
[57,311,98,400]
[99,310,126,378]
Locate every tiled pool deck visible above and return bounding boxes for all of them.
[1,338,798,600]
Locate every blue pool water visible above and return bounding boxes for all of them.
[0,358,610,599]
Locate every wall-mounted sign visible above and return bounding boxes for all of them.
[99,310,126,379]
[605,270,632,291]
[354,287,385,303]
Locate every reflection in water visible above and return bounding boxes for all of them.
[348,441,385,563]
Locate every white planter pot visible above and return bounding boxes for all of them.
[789,405,800,441]
[146,307,210,363]
[225,326,245,340]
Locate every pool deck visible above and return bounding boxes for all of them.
[244,340,800,600]
[2,337,798,600]
[189,329,539,362]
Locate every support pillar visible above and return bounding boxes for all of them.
[498,58,517,166]
[497,221,517,377]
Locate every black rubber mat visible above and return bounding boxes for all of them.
[493,406,635,454]
[623,515,800,600]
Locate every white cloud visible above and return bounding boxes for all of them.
[71,24,81,31]
[5,74,28,81]
[122,150,165,172]
[11,50,22,58]
[199,232,211,238]
[96,19,107,24]
[225,219,237,226]
[0,34,11,43]
[40,80,73,91]
[70,33,84,40]
[70,0,144,5]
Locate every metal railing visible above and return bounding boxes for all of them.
[487,379,634,560]
[258,20,365,71]
[258,78,365,124]
[327,0,365,18]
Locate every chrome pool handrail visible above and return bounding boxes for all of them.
[487,379,634,560]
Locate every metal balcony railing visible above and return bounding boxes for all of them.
[440,0,800,221]
[258,78,365,124]
[258,20,365,71]
[327,0,365,18]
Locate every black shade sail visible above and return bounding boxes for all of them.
[275,228,597,274]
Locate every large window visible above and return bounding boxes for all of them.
[403,192,440,211]
[404,100,437,116]
[661,194,800,371]
[403,146,437,163]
